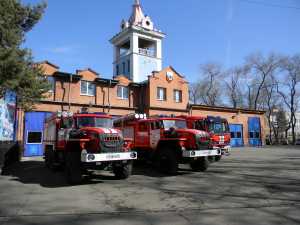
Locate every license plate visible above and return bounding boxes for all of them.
[106,154,121,159]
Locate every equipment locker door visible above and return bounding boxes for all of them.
[229,124,243,147]
[135,121,150,148]
[149,121,160,149]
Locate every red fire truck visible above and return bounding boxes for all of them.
[114,114,221,174]
[179,115,231,161]
[43,112,137,184]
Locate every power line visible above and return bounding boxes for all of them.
[240,0,300,11]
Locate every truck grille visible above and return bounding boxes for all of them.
[99,134,124,153]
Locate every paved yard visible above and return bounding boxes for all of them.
[0,146,300,225]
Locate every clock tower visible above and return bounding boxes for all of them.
[110,0,165,83]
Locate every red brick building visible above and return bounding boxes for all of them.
[16,1,266,157]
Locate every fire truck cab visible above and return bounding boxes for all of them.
[43,112,137,184]
[180,115,231,160]
[114,114,221,174]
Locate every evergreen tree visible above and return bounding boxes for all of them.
[0,0,49,110]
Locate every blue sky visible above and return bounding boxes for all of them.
[22,0,300,82]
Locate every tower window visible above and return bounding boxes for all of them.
[138,38,155,57]
[157,87,166,101]
[122,62,126,74]
[117,86,129,99]
[127,60,130,73]
[116,65,119,75]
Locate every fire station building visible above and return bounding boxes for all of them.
[15,0,266,157]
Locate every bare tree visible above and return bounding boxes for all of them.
[189,82,201,104]
[224,67,245,108]
[197,63,223,106]
[277,55,300,144]
[261,75,281,144]
[244,53,283,110]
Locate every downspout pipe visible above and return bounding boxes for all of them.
[68,74,73,111]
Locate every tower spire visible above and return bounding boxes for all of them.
[129,0,145,26]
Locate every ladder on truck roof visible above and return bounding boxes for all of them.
[113,113,147,127]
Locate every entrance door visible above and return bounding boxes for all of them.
[229,124,243,147]
[24,112,52,157]
[248,117,262,146]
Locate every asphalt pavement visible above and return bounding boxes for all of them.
[0,146,299,225]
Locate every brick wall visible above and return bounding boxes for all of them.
[190,106,267,146]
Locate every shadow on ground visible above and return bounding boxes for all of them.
[0,160,194,188]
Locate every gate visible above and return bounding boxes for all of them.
[229,124,243,147]
[248,117,262,146]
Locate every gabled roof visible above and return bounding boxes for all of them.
[76,68,99,76]
[37,60,60,69]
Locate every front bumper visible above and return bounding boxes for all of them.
[213,145,231,154]
[182,149,221,158]
[81,151,137,163]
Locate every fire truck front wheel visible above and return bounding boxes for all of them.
[45,147,58,171]
[190,157,209,172]
[214,155,222,162]
[65,152,83,185]
[158,148,178,175]
[113,162,132,179]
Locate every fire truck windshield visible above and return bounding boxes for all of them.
[162,120,187,129]
[208,122,228,134]
[77,117,113,128]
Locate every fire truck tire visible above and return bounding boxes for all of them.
[158,148,178,175]
[65,152,83,184]
[190,157,209,172]
[215,155,222,162]
[113,162,132,179]
[45,148,57,171]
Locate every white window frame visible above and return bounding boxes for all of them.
[117,85,129,100]
[47,76,55,93]
[80,80,95,96]
[157,87,166,101]
[174,89,182,103]
[26,130,43,145]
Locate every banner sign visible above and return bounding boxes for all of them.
[0,91,16,141]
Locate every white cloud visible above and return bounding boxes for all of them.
[45,46,78,54]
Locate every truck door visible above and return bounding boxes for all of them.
[135,121,150,147]
[150,121,161,149]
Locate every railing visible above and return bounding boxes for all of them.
[139,48,155,57]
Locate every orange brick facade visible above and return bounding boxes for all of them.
[16,61,267,150]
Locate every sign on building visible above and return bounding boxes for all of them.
[0,91,16,141]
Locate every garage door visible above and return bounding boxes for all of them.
[248,117,262,146]
[229,124,243,147]
[24,112,52,157]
